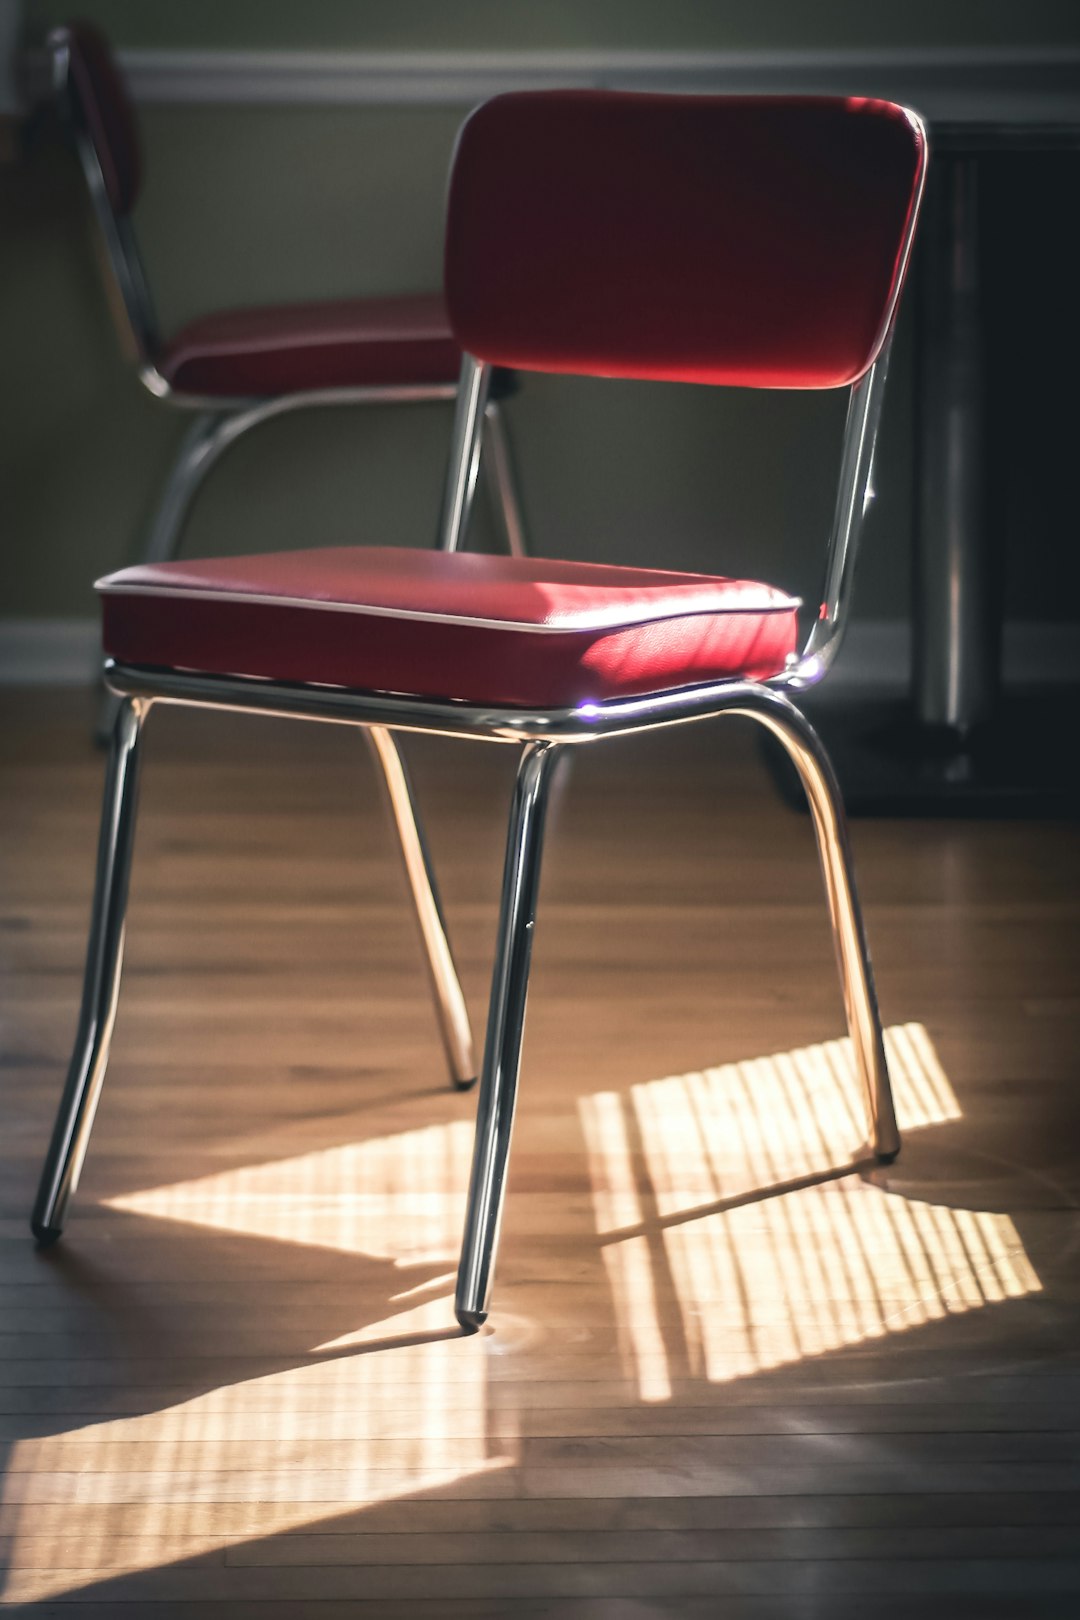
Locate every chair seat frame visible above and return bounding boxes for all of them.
[32,647,899,1333]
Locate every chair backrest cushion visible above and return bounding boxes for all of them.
[445,92,925,390]
[58,21,141,216]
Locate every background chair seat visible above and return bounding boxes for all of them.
[99,547,800,707]
[158,292,462,397]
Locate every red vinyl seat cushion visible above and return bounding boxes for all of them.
[98,549,799,709]
[158,294,461,397]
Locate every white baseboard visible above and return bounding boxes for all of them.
[2,615,1076,692]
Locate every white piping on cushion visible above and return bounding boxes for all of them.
[95,579,801,636]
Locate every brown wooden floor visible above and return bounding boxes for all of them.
[2,688,1079,1618]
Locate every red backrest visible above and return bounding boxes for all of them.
[59,21,141,216]
[445,92,926,391]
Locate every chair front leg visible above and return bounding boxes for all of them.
[364,725,477,1089]
[738,693,900,1162]
[455,741,563,1332]
[32,696,149,1241]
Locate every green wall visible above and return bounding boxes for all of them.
[3,1,1078,632]
[25,0,1080,51]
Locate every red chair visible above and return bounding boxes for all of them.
[32,91,927,1334]
[49,21,529,727]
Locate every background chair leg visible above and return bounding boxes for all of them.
[32,697,149,1242]
[139,412,233,567]
[482,399,528,558]
[455,741,562,1332]
[96,411,228,742]
[742,696,900,1162]
[364,725,477,1089]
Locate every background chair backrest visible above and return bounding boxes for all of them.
[445,92,926,391]
[50,21,157,364]
[56,21,141,217]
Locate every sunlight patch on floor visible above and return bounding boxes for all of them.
[2,1121,505,1603]
[658,1184,1040,1389]
[103,1118,474,1265]
[631,1021,959,1214]
[0,1295,511,1605]
[581,1023,1039,1400]
[2,1022,1039,1598]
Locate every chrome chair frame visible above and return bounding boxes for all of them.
[31,309,913,1330]
[35,81,925,1324]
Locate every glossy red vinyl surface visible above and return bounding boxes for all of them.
[446,92,925,389]
[99,548,799,708]
[159,294,462,397]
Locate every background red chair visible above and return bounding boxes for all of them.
[31,90,927,1336]
[50,22,529,731]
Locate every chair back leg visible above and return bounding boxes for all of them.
[140,411,234,567]
[455,740,562,1331]
[32,696,149,1241]
[736,693,900,1162]
[364,725,477,1089]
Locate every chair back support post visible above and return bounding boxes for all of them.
[787,330,895,687]
[785,106,926,688]
[49,27,160,366]
[437,354,491,551]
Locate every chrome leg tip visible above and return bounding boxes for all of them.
[452,1074,479,1092]
[31,1218,63,1248]
[455,1306,487,1334]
